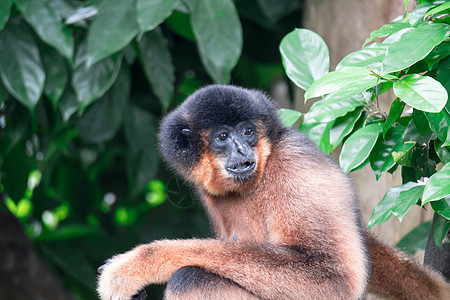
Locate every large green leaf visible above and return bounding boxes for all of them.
[363,23,411,46]
[76,67,130,144]
[188,0,242,83]
[0,0,11,30]
[437,56,450,111]
[393,74,448,113]
[381,23,450,75]
[72,42,122,110]
[138,28,175,112]
[41,46,68,109]
[336,43,388,72]
[368,182,425,228]
[86,0,139,66]
[136,0,179,35]
[304,67,382,100]
[278,108,301,127]
[15,0,74,60]
[339,123,383,173]
[431,197,450,220]
[0,21,45,111]
[307,93,365,123]
[425,110,450,146]
[280,28,330,91]
[422,163,450,205]
[370,125,406,179]
[383,98,405,138]
[329,108,363,150]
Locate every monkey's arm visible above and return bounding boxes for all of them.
[97,238,349,300]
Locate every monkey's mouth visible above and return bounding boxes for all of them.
[226,160,256,174]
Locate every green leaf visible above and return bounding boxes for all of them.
[72,42,123,110]
[396,220,432,255]
[381,23,450,75]
[425,2,450,18]
[392,143,415,167]
[304,67,382,100]
[76,66,130,144]
[383,98,406,138]
[299,114,332,154]
[138,28,175,112]
[87,0,139,66]
[339,123,384,173]
[41,46,68,109]
[368,182,425,228]
[136,0,179,36]
[337,43,388,73]
[278,108,301,127]
[0,21,45,111]
[431,197,450,220]
[370,125,406,179]
[412,109,431,136]
[433,214,450,250]
[424,41,450,70]
[434,139,450,164]
[363,23,411,47]
[425,110,450,146]
[402,119,433,144]
[307,93,365,123]
[58,88,78,122]
[329,108,363,150]
[0,79,8,102]
[188,0,242,83]
[437,56,450,111]
[15,0,74,60]
[422,163,450,205]
[410,1,446,25]
[0,0,11,30]
[393,74,448,113]
[280,28,330,91]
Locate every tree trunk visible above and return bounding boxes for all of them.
[0,194,74,300]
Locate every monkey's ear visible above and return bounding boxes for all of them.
[158,112,202,172]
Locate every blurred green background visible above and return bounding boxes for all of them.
[0,0,303,299]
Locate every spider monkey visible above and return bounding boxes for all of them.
[97,85,450,300]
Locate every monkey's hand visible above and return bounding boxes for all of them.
[97,245,158,300]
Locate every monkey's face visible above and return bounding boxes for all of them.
[159,85,284,195]
[209,121,258,182]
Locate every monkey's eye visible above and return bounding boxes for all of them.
[243,128,253,136]
[217,132,228,141]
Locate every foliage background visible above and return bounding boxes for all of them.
[0,0,302,299]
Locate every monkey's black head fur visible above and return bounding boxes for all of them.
[158,85,286,173]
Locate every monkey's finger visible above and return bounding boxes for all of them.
[131,289,148,300]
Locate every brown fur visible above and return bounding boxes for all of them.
[97,122,449,300]
[366,233,450,299]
